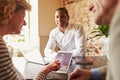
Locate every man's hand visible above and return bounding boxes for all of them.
[68,68,92,80]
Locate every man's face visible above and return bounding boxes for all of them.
[55,10,69,28]
[89,0,117,25]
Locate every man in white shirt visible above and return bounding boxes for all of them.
[44,7,86,62]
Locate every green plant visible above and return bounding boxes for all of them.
[91,24,109,38]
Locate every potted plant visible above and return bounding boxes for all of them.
[91,24,109,38]
[91,24,110,59]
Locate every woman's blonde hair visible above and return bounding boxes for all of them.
[0,0,31,25]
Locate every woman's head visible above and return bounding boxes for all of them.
[0,0,31,25]
[0,0,31,35]
[55,7,69,28]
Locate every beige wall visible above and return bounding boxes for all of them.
[38,0,61,56]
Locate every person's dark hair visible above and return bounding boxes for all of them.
[56,7,69,17]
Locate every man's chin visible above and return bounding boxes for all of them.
[95,20,110,25]
[95,19,102,25]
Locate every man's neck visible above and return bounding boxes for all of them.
[59,26,67,33]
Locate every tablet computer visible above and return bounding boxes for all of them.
[52,51,72,74]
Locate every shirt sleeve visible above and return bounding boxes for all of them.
[34,72,46,80]
[44,31,57,62]
[91,68,101,80]
[71,25,86,56]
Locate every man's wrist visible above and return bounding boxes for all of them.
[91,68,101,80]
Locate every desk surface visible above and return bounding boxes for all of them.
[12,56,107,80]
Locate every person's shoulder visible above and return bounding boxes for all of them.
[50,27,59,34]
[68,23,83,30]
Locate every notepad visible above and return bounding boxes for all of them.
[75,56,93,65]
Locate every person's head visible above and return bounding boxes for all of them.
[0,0,31,35]
[89,0,118,25]
[55,7,69,28]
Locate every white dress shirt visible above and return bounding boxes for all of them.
[44,24,86,62]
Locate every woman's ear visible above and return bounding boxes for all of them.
[68,16,69,20]
[10,11,14,16]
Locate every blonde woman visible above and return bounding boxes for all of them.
[0,0,60,80]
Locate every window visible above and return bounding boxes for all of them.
[3,0,39,57]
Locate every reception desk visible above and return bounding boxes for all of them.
[12,56,107,80]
